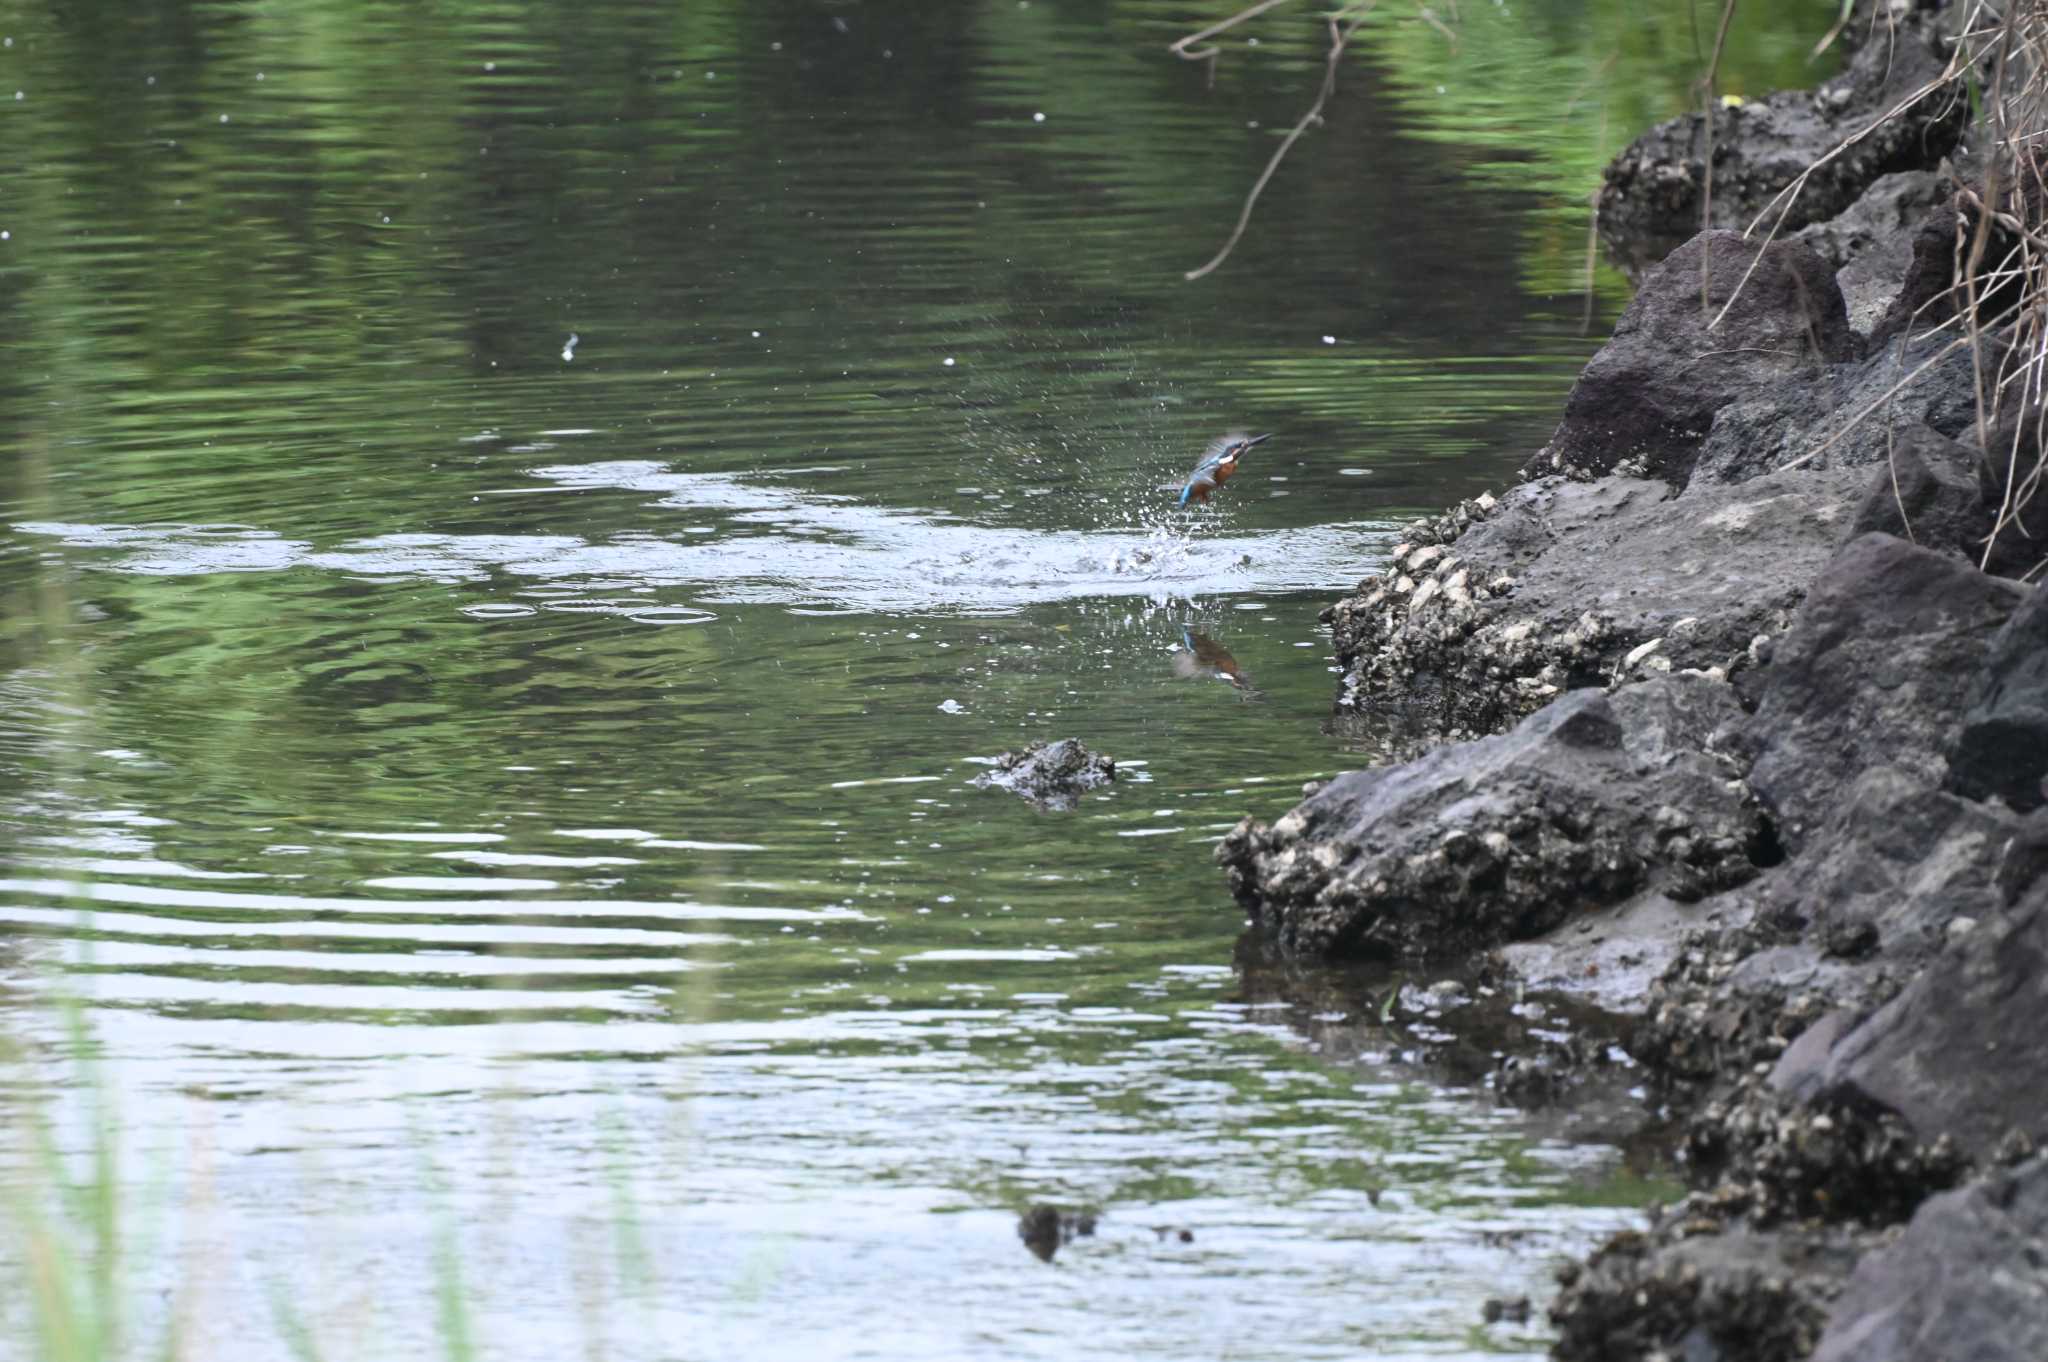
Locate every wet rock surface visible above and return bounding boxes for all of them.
[970,738,1114,810]
[1220,676,1762,962]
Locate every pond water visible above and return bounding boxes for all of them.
[0,3,1830,1358]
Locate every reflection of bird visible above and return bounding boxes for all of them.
[1177,433,1269,506]
[1173,628,1255,694]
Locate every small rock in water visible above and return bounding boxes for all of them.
[1017,1204,1097,1263]
[972,739,1114,811]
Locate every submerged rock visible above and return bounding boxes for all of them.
[1219,676,1763,962]
[1526,231,1856,486]
[1016,1204,1097,1263]
[971,739,1114,810]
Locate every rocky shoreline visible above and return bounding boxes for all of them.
[1224,5,2048,1357]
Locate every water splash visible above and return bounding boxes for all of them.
[16,462,1394,616]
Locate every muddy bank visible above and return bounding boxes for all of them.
[1226,5,2048,1355]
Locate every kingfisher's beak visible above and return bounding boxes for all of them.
[1243,434,1271,448]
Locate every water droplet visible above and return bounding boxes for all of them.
[1032,111,1046,123]
[484,61,497,72]
[943,357,956,367]
[561,332,580,363]
[218,112,229,122]
[1322,335,1336,344]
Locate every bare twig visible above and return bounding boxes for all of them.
[1416,3,1457,49]
[1973,0,2030,569]
[1169,0,1295,87]
[1810,0,1856,61]
[1182,3,1380,282]
[1583,103,1608,336]
[1699,0,1740,315]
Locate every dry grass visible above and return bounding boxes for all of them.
[1726,1,2048,573]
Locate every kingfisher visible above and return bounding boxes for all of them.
[1173,627,1255,694]
[1177,433,1270,506]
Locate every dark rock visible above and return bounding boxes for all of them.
[1328,465,1870,739]
[1739,765,2019,989]
[1864,200,1965,348]
[1743,533,2027,852]
[1798,170,1953,339]
[1822,918,1879,960]
[1496,888,1723,1016]
[1686,1083,1969,1228]
[1551,1223,1836,1362]
[1975,410,2048,578]
[1846,423,1994,560]
[1811,1153,2048,1362]
[1016,1204,1096,1263]
[1526,232,1856,486]
[1551,1080,1967,1362]
[971,739,1114,811]
[1494,1045,1590,1109]
[1772,884,2048,1162]
[1596,5,1965,277]
[1950,583,2048,810]
[1017,1204,1060,1261]
[1482,1295,1531,1324]
[1218,676,1762,962]
[1629,942,1835,1088]
[1996,809,2048,905]
[1687,333,1982,488]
